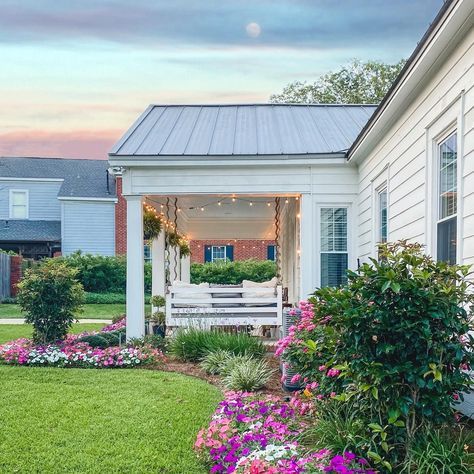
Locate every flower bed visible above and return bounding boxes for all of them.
[195,392,374,474]
[0,318,163,369]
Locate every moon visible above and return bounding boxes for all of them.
[246,22,261,38]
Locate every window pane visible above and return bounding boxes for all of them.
[378,189,388,243]
[11,205,27,219]
[439,134,457,220]
[437,216,456,264]
[321,253,348,287]
[211,246,226,261]
[12,192,26,206]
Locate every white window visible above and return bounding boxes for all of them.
[211,245,226,262]
[437,132,457,264]
[144,244,152,263]
[9,190,29,219]
[377,187,388,244]
[320,207,348,287]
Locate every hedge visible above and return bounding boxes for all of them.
[190,259,276,285]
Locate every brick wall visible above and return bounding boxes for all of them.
[190,239,276,263]
[10,255,22,297]
[115,176,127,255]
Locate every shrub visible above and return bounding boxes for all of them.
[278,241,474,471]
[56,252,152,294]
[223,358,274,391]
[128,335,168,352]
[169,328,266,361]
[17,260,84,344]
[78,335,109,348]
[84,292,126,304]
[200,349,232,374]
[99,331,122,346]
[191,259,276,285]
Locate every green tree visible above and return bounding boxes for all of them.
[270,59,405,104]
[17,260,84,344]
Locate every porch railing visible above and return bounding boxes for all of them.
[166,286,283,327]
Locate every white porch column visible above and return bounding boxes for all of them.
[126,195,145,340]
[168,246,181,283]
[180,255,191,283]
[299,193,315,300]
[151,231,166,297]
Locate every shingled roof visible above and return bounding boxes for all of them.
[0,157,115,199]
[0,220,61,242]
[110,104,377,157]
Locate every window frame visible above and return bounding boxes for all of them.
[376,184,388,245]
[211,245,227,262]
[435,129,458,264]
[318,206,349,287]
[370,166,389,257]
[9,189,29,219]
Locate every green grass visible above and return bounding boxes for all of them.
[0,366,220,473]
[0,303,151,320]
[0,324,106,344]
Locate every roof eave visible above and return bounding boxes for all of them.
[348,0,470,163]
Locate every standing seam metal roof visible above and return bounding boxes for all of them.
[110,104,377,157]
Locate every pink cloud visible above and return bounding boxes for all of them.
[0,129,122,160]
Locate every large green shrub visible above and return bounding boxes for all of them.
[191,259,276,285]
[57,252,152,294]
[17,260,84,344]
[281,241,474,471]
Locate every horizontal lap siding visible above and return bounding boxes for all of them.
[357,28,474,263]
[61,201,115,256]
[0,180,62,220]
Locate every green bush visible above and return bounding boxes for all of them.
[128,334,168,352]
[78,335,110,348]
[17,260,84,344]
[281,241,474,471]
[169,328,266,362]
[223,357,274,391]
[56,252,152,294]
[191,259,276,285]
[84,292,126,304]
[200,350,233,374]
[99,331,121,346]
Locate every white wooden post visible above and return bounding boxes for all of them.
[180,255,191,283]
[299,193,315,300]
[152,231,166,298]
[126,195,145,340]
[168,245,181,283]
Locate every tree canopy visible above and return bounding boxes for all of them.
[270,59,405,105]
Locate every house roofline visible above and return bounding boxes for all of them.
[347,0,468,162]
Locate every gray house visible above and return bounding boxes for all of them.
[0,157,116,258]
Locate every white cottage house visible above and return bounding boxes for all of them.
[109,0,474,340]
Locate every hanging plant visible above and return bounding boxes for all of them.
[143,210,162,240]
[179,240,191,257]
[166,231,181,247]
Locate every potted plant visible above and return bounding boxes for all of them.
[150,295,166,337]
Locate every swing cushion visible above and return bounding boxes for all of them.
[171,281,212,308]
[242,278,278,306]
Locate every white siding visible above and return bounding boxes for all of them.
[357,27,474,263]
[61,200,115,256]
[0,180,62,220]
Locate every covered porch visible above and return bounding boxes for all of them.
[124,193,303,339]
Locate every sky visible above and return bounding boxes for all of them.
[0,0,443,160]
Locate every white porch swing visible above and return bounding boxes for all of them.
[163,197,284,328]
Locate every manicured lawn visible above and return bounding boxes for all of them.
[0,303,141,320]
[0,323,106,344]
[0,366,220,473]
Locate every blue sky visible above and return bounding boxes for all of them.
[0,0,443,158]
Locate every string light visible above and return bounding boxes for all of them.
[285,199,289,204]
[249,202,253,206]
[295,196,299,201]
[267,202,271,207]
[232,197,236,202]
[200,207,204,212]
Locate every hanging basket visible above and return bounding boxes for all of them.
[143,210,162,240]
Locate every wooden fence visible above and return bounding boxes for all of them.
[0,253,11,300]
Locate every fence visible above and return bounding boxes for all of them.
[0,253,11,300]
[0,254,22,301]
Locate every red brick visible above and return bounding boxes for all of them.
[115,176,127,255]
[190,239,276,263]
[10,255,22,297]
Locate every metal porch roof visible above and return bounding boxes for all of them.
[110,104,376,157]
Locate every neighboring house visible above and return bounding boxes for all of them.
[0,157,116,258]
[190,240,276,263]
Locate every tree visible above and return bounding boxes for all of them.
[270,59,405,104]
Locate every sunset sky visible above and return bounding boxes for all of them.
[0,0,443,159]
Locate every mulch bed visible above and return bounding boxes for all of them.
[151,353,287,398]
